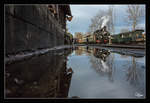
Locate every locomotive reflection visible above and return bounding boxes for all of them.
[93,48,110,62]
[90,48,115,82]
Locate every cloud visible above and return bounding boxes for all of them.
[67,5,111,34]
[67,5,146,35]
[67,5,109,34]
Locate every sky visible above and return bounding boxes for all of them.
[67,5,145,35]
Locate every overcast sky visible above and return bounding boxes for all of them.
[67,5,145,35]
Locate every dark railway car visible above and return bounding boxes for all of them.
[111,29,145,44]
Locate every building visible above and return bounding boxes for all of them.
[5,4,73,55]
[48,4,73,31]
[85,34,95,43]
[74,33,95,44]
[64,32,73,45]
[74,32,83,43]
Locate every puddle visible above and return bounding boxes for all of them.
[5,46,146,98]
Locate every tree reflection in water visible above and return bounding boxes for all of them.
[90,48,115,82]
[126,57,140,85]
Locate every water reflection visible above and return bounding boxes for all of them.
[126,57,145,87]
[5,46,145,98]
[93,48,110,62]
[5,48,73,98]
[75,46,84,55]
[126,57,138,85]
[90,48,115,82]
[125,56,145,98]
[68,46,145,98]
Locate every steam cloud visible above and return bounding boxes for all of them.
[99,16,110,29]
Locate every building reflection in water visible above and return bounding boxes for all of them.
[90,48,115,82]
[85,46,94,55]
[5,48,73,98]
[74,46,83,55]
[74,46,92,56]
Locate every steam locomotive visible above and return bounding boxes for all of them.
[93,26,110,44]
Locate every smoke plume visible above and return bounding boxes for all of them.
[99,16,110,29]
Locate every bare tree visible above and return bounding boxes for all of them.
[88,9,107,34]
[126,5,145,31]
[107,6,115,34]
[88,6,115,34]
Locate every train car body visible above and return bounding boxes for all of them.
[111,29,145,44]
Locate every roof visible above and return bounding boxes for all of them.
[113,29,144,36]
[86,34,92,37]
[134,29,144,32]
[63,5,72,16]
